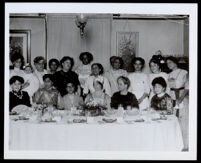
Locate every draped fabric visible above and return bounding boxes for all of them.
[47,15,111,72]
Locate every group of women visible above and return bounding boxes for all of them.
[9,51,189,150]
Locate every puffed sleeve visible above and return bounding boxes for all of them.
[144,74,150,94]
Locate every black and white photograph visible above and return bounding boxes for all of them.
[4,3,197,160]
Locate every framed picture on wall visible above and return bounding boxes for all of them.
[116,32,139,72]
[9,30,31,64]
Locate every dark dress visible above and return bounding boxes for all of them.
[151,93,173,110]
[111,91,139,109]
[53,70,80,96]
[9,91,31,111]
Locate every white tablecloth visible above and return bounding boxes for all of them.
[9,115,184,151]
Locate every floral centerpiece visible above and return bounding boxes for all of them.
[82,100,107,116]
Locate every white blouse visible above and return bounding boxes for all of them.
[128,72,150,110]
[105,69,127,95]
[83,75,111,97]
[10,67,25,79]
[33,69,48,88]
[168,68,188,100]
[75,64,92,88]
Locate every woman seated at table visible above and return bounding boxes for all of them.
[61,81,84,110]
[83,63,111,97]
[85,80,111,109]
[32,74,63,109]
[151,77,173,111]
[111,76,139,110]
[9,75,31,112]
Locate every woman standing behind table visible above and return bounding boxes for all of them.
[148,55,169,102]
[33,56,48,88]
[10,52,25,78]
[83,63,111,97]
[48,58,60,74]
[111,76,139,110]
[105,56,127,95]
[53,56,80,97]
[75,52,94,93]
[166,56,188,107]
[128,57,150,110]
[176,74,189,151]
[22,63,40,103]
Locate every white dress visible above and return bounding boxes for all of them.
[75,64,91,89]
[128,72,150,110]
[23,73,40,102]
[10,67,25,79]
[105,69,127,95]
[33,69,48,88]
[83,75,112,97]
[148,72,170,101]
[168,68,188,100]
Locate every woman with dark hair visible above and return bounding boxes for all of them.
[148,55,169,101]
[105,56,127,95]
[150,77,173,111]
[53,56,80,97]
[32,74,63,109]
[83,63,111,97]
[166,56,188,103]
[33,56,48,88]
[10,52,25,78]
[60,81,84,110]
[75,52,94,89]
[111,76,138,110]
[9,75,31,111]
[48,58,60,74]
[128,57,150,110]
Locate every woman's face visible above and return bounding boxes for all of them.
[117,78,127,92]
[154,83,165,95]
[93,81,102,91]
[50,61,58,72]
[150,62,160,73]
[166,59,177,70]
[11,80,22,92]
[24,67,32,74]
[92,65,101,76]
[82,55,89,65]
[112,59,121,70]
[66,83,75,94]
[35,60,45,72]
[13,58,22,69]
[134,60,143,72]
[62,59,71,71]
[44,78,53,89]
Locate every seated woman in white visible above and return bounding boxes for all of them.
[83,63,111,97]
[105,56,127,95]
[128,57,150,110]
[61,81,84,110]
[85,80,111,109]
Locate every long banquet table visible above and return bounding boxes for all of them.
[9,114,184,151]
